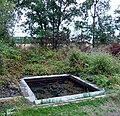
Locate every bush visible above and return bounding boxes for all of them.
[81,73,120,88]
[89,52,120,75]
[105,43,120,56]
[68,50,120,75]
[68,50,89,73]
[20,46,70,76]
[81,74,113,88]
[0,42,22,76]
[22,47,57,64]
[0,42,21,60]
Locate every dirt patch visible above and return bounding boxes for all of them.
[0,80,20,98]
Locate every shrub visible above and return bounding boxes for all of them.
[28,46,57,58]
[23,47,57,64]
[21,47,69,76]
[0,42,22,76]
[81,73,120,88]
[0,42,21,60]
[105,43,120,56]
[82,75,113,88]
[68,50,89,73]
[68,50,120,75]
[89,52,120,75]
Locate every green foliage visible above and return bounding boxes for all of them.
[114,7,120,36]
[68,50,120,75]
[93,75,112,87]
[18,0,77,48]
[80,73,120,88]
[0,41,22,76]
[23,47,57,64]
[75,0,115,46]
[22,64,47,76]
[0,42,120,90]
[20,46,69,76]
[89,52,120,75]
[0,97,30,115]
[68,50,89,73]
[22,60,69,76]
[51,60,70,74]
[112,74,120,85]
[25,52,46,64]
[0,41,21,60]
[0,0,15,43]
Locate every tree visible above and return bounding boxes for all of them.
[0,0,15,44]
[18,0,77,48]
[114,6,120,40]
[95,15,115,44]
[73,0,94,43]
[91,0,112,46]
[74,0,112,47]
[114,6,120,30]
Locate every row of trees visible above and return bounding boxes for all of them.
[74,0,119,46]
[0,0,120,48]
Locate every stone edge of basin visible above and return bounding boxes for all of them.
[19,74,105,105]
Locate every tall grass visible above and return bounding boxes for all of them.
[89,52,120,75]
[68,50,120,75]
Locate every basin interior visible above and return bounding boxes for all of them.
[25,75,99,99]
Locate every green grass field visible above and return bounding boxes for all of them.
[11,95,120,116]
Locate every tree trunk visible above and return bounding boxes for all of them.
[52,17,55,49]
[93,0,99,47]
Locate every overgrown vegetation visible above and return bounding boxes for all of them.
[0,0,120,115]
[0,38,120,116]
[0,41,120,89]
[68,50,120,75]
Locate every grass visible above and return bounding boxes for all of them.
[0,90,119,116]
[0,42,120,115]
[10,98,108,116]
[8,93,120,116]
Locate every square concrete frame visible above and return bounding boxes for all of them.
[20,74,105,105]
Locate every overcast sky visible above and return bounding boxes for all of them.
[14,0,119,37]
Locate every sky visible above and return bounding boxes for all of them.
[14,0,119,37]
